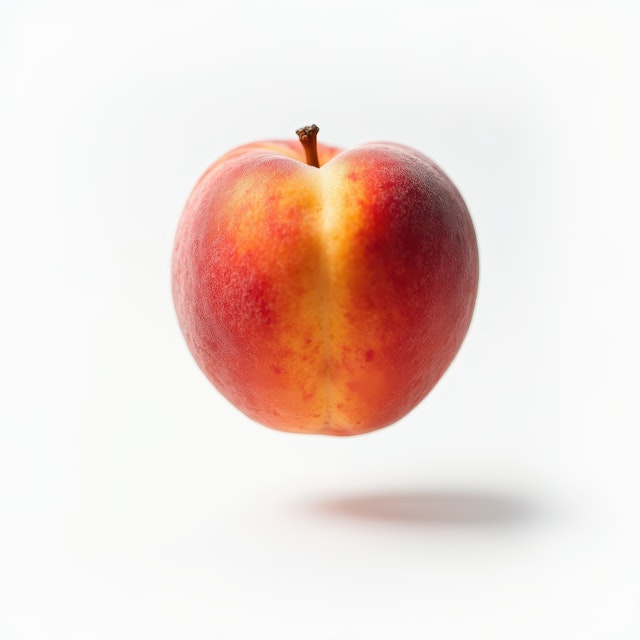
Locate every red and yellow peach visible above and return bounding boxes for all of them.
[172,126,478,435]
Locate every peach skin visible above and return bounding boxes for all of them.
[172,125,478,436]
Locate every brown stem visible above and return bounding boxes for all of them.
[296,124,320,167]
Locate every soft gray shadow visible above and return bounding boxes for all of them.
[299,490,536,528]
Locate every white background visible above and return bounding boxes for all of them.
[1,1,639,638]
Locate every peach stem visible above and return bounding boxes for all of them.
[296,124,320,168]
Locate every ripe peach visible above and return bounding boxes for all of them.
[172,125,478,436]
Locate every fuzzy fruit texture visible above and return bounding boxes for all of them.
[172,134,478,436]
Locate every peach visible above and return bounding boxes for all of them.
[172,125,478,436]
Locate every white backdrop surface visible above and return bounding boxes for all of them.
[1,1,639,638]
